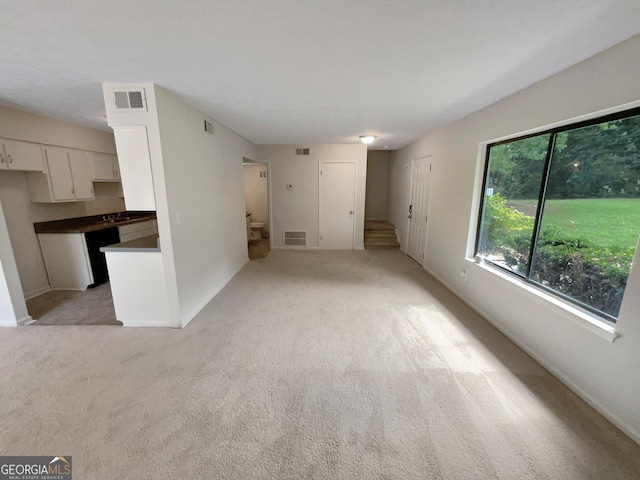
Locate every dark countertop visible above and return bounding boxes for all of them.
[34,211,157,234]
[100,234,161,253]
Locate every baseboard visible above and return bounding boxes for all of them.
[365,217,387,221]
[421,263,640,446]
[354,246,365,251]
[24,286,51,300]
[124,321,171,328]
[180,258,249,329]
[17,315,34,326]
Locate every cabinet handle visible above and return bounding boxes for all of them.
[7,155,12,164]
[0,154,4,163]
[72,187,75,195]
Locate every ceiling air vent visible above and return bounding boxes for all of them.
[204,120,214,135]
[113,90,147,111]
[295,148,310,156]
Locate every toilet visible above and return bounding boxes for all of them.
[250,222,265,240]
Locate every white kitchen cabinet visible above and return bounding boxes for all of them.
[118,219,158,242]
[113,126,156,210]
[91,152,120,182]
[27,147,95,203]
[38,233,94,290]
[0,138,44,171]
[68,150,95,200]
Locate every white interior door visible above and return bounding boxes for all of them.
[320,162,356,249]
[406,156,431,264]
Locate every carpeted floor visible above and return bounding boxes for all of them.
[1,250,639,479]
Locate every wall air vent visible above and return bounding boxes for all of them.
[284,231,306,247]
[204,120,214,135]
[113,90,147,111]
[295,148,310,156]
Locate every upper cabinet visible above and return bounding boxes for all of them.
[27,147,95,203]
[0,138,44,171]
[113,126,156,210]
[91,152,120,182]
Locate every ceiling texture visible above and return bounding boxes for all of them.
[1,0,640,150]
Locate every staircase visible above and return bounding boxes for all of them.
[364,220,400,250]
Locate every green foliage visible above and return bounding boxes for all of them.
[488,114,640,200]
[479,198,636,318]
[531,227,632,318]
[509,198,640,248]
[481,193,533,252]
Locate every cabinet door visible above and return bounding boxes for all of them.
[113,156,120,180]
[38,233,93,289]
[68,150,95,200]
[92,152,119,181]
[3,139,44,171]
[0,144,7,170]
[44,147,75,201]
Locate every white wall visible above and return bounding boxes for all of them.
[243,163,269,234]
[387,34,640,442]
[0,105,124,300]
[0,201,28,326]
[259,144,367,249]
[365,150,389,220]
[154,86,258,327]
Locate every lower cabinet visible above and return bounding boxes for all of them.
[118,219,158,242]
[38,221,157,290]
[38,233,94,290]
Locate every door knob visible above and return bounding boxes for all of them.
[349,211,354,215]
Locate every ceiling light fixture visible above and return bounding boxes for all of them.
[359,135,376,145]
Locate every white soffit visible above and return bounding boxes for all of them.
[0,0,639,149]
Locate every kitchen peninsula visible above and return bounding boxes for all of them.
[100,234,170,327]
[34,211,157,290]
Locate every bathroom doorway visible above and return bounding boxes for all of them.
[243,160,270,260]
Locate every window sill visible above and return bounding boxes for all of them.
[465,258,619,343]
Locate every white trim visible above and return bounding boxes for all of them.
[23,286,51,300]
[485,100,640,146]
[466,258,617,342]
[123,321,171,328]
[16,314,33,325]
[421,262,638,445]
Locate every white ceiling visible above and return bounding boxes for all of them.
[1,1,640,150]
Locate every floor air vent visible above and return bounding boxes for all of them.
[284,231,306,246]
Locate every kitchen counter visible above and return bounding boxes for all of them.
[34,211,156,234]
[101,234,161,253]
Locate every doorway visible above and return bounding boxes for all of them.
[243,160,270,260]
[319,162,356,249]
[406,156,432,264]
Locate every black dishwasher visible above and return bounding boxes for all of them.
[85,227,120,287]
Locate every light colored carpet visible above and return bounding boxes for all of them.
[1,250,639,479]
[25,283,122,326]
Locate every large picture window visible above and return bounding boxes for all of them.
[476,107,640,322]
